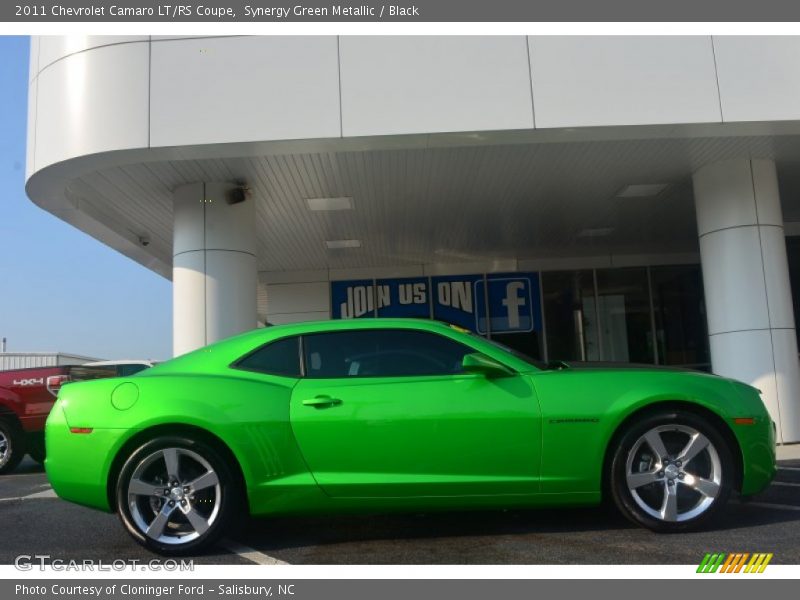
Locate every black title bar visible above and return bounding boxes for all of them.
[6,0,800,22]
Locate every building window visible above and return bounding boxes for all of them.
[650,265,710,370]
[329,264,710,369]
[542,265,709,368]
[595,268,655,364]
[786,237,800,350]
[542,270,598,362]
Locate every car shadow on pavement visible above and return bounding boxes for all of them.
[231,495,800,557]
[11,459,45,475]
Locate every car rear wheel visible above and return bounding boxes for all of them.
[610,409,734,532]
[115,436,240,555]
[0,418,25,475]
[28,434,46,464]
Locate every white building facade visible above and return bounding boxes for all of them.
[25,35,800,443]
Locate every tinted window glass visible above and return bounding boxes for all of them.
[542,270,598,361]
[650,265,709,370]
[303,330,473,378]
[68,365,117,381]
[236,337,301,377]
[595,267,654,364]
[117,364,150,377]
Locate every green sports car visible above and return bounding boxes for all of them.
[45,319,776,555]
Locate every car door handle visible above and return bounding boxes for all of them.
[302,395,342,408]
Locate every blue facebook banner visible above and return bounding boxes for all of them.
[475,274,542,334]
[331,272,542,334]
[430,274,483,332]
[331,279,376,319]
[376,277,431,318]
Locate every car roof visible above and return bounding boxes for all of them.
[263,318,458,334]
[146,319,476,375]
[82,360,155,367]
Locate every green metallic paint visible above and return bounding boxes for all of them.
[44,318,776,518]
[290,372,540,497]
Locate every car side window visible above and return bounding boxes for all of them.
[117,364,149,377]
[302,330,473,378]
[234,336,301,378]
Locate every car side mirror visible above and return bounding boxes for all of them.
[461,353,514,377]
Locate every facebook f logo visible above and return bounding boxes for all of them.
[475,276,538,334]
[502,281,527,329]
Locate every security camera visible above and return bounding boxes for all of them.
[227,183,250,205]
[225,178,250,204]
[139,235,150,247]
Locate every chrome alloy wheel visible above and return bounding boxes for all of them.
[127,447,221,545]
[0,430,9,467]
[625,424,722,523]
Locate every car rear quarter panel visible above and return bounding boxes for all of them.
[49,372,318,512]
[530,369,767,494]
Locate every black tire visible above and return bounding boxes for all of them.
[28,433,46,464]
[115,436,242,556]
[609,409,734,532]
[0,418,26,475]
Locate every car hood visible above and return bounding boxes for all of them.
[548,360,698,373]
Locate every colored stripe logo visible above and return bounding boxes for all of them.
[697,553,773,573]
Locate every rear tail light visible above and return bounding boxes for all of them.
[46,374,71,397]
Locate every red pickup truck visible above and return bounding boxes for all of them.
[0,361,153,474]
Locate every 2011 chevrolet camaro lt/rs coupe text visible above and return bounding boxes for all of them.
[45,319,776,555]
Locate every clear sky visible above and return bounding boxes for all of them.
[0,36,172,360]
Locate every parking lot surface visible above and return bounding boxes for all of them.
[1,456,798,565]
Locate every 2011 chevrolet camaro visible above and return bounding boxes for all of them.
[45,319,776,555]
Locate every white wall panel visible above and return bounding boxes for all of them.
[259,270,329,285]
[714,36,800,122]
[530,36,721,128]
[150,36,341,147]
[173,252,207,357]
[267,311,330,325]
[26,77,37,181]
[151,35,226,41]
[699,226,770,335]
[752,160,784,226]
[328,266,425,280]
[37,36,149,72]
[29,36,39,82]
[340,36,534,137]
[204,251,258,343]
[708,329,781,438]
[761,225,796,330]
[265,282,330,315]
[422,260,520,276]
[172,182,205,254]
[693,158,759,236]
[34,42,149,171]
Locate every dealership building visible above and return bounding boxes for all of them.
[24,35,800,443]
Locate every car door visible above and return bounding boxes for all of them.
[289,328,541,498]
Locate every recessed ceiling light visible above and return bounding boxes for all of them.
[306,197,354,211]
[616,184,669,198]
[577,227,615,238]
[325,239,361,249]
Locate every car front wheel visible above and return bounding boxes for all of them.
[115,436,240,555]
[610,409,734,532]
